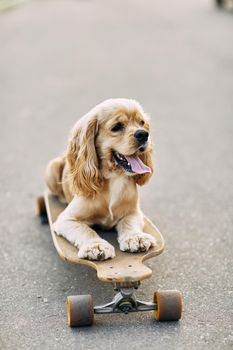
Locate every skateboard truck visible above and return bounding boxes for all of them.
[36,192,183,327]
[66,283,182,326]
[94,282,156,315]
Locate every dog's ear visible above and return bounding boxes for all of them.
[134,148,154,186]
[67,111,102,198]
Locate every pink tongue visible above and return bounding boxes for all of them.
[125,155,151,174]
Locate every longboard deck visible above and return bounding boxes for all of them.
[44,191,165,283]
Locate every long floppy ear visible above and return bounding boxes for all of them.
[67,112,102,198]
[134,148,154,186]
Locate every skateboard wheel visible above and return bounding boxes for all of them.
[35,196,48,223]
[66,295,94,327]
[154,290,182,321]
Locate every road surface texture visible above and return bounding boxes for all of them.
[0,1,232,349]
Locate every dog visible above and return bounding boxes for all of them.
[45,98,157,260]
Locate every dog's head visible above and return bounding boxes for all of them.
[67,99,154,197]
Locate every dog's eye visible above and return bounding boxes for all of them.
[111,122,124,132]
[139,120,145,126]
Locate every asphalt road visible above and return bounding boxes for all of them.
[0,1,233,349]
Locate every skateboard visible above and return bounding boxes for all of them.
[36,190,182,327]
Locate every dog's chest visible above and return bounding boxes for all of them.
[108,177,127,212]
[99,177,135,227]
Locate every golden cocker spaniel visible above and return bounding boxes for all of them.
[45,98,156,260]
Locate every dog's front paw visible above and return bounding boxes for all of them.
[78,239,116,261]
[119,232,157,253]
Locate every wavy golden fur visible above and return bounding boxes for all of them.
[67,113,103,198]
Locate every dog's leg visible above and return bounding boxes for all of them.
[117,210,157,252]
[52,198,115,261]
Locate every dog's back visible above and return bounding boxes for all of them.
[45,156,66,201]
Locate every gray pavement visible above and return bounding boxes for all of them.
[0,1,233,349]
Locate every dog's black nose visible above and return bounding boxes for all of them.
[134,130,149,143]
